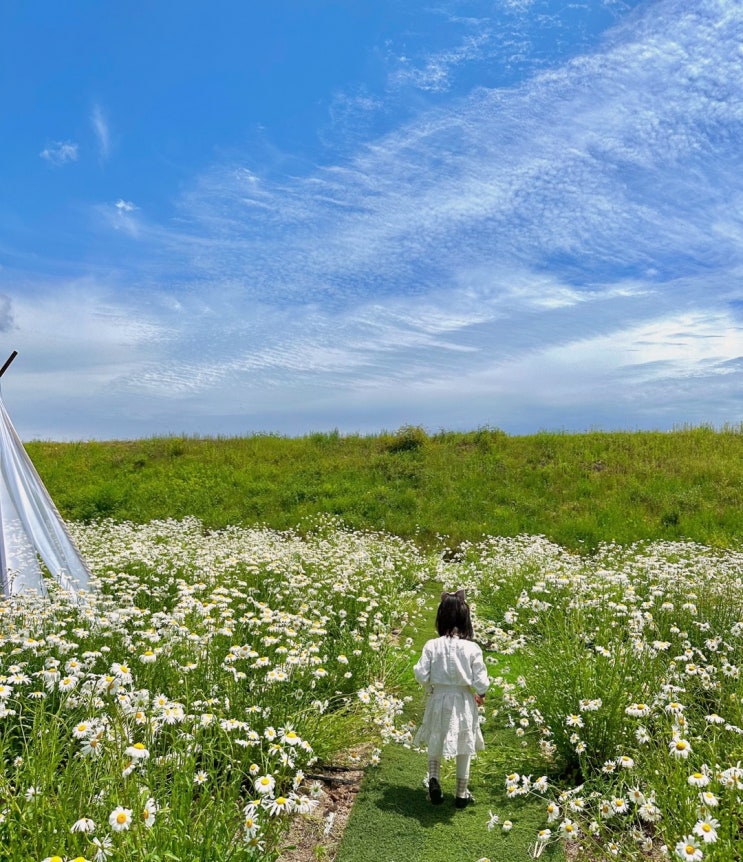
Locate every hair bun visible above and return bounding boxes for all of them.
[441,589,466,602]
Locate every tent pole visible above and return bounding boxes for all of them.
[0,351,17,379]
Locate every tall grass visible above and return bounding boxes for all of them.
[27,425,743,550]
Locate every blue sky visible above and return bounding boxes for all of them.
[1,0,742,441]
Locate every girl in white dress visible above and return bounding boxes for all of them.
[413,589,490,808]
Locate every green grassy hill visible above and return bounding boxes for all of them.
[28,424,743,550]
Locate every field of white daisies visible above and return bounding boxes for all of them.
[458,535,743,862]
[0,517,427,862]
[1,518,742,862]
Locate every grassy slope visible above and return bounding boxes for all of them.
[336,584,562,862]
[28,425,743,551]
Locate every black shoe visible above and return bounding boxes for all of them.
[428,777,443,805]
[454,793,474,809]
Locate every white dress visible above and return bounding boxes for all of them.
[412,635,490,759]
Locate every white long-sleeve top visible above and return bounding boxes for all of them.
[413,635,490,696]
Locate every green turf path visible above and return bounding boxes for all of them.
[335,584,564,862]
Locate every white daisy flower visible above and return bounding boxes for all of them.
[108,806,133,832]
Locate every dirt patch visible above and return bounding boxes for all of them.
[277,765,365,862]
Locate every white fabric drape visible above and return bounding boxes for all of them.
[0,395,91,596]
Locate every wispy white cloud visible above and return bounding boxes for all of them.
[390,30,492,92]
[322,89,385,149]
[91,104,111,161]
[98,199,142,238]
[39,141,78,166]
[498,0,535,10]
[445,305,743,432]
[526,309,743,385]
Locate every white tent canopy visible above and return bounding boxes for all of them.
[0,357,91,596]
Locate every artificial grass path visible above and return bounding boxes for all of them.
[335,585,565,862]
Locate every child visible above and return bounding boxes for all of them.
[413,589,489,808]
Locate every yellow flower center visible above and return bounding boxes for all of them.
[117,812,128,824]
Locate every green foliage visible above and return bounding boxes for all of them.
[519,608,644,781]
[379,424,429,453]
[26,425,743,551]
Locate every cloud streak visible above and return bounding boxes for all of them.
[0,295,15,332]
[91,104,111,161]
[390,30,493,92]
[40,141,78,166]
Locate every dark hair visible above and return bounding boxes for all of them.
[436,592,474,639]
